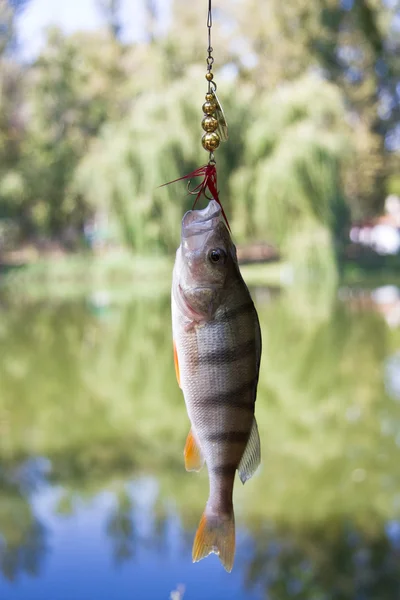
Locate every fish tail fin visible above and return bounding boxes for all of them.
[192,506,235,572]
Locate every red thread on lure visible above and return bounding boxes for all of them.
[159,163,231,232]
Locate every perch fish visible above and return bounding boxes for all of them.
[171,199,261,572]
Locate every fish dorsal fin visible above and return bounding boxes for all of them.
[238,417,261,484]
[173,341,181,388]
[184,429,205,472]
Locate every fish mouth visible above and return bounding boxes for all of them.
[181,200,222,250]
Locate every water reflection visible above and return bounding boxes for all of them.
[0,460,48,582]
[243,520,400,599]
[0,287,399,598]
[106,490,136,564]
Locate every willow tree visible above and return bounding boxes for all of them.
[230,74,351,279]
[73,68,240,253]
[231,0,400,217]
[74,69,351,280]
[13,27,131,237]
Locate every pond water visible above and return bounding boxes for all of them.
[0,284,400,599]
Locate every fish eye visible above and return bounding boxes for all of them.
[208,248,226,264]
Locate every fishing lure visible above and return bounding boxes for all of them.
[159,0,230,230]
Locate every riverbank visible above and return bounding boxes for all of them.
[0,250,290,301]
[0,251,172,301]
[2,250,400,303]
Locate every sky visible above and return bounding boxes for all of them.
[16,0,171,60]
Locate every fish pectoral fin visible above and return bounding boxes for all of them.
[184,429,205,472]
[173,341,181,388]
[238,417,261,484]
[192,507,235,572]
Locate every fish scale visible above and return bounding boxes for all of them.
[172,200,261,572]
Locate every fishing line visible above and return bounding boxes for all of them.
[159,0,231,230]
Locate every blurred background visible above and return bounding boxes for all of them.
[0,0,400,599]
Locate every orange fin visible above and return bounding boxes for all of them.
[173,341,181,388]
[192,508,235,572]
[184,429,204,472]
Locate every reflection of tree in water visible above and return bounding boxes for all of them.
[0,518,47,582]
[0,464,48,581]
[243,520,400,600]
[104,484,174,566]
[1,293,400,593]
[152,501,171,556]
[106,490,135,564]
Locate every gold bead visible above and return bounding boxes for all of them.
[205,72,214,81]
[205,92,214,102]
[202,101,217,115]
[202,132,220,151]
[202,115,218,132]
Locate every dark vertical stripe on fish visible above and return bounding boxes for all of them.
[206,431,250,444]
[199,339,256,366]
[199,377,257,410]
[207,302,255,329]
[212,464,237,476]
[219,302,255,323]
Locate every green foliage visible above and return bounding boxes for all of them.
[72,70,351,279]
[230,75,350,277]
[388,174,400,197]
[2,27,131,235]
[0,0,398,269]
[73,71,205,252]
[232,0,399,214]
